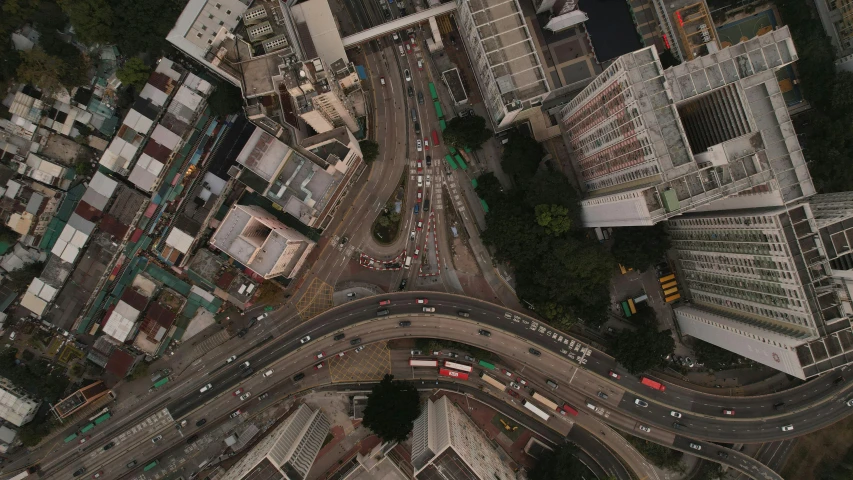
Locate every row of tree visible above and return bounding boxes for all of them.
[611,306,675,374]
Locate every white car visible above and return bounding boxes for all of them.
[256,312,269,320]
[354,345,365,353]
[635,399,649,407]
[404,69,411,81]
[670,411,682,418]
[416,139,422,152]
[226,355,237,363]
[689,443,702,451]
[781,424,794,432]
[300,336,311,344]
[639,425,651,433]
[423,307,435,312]
[263,369,274,377]
[509,382,521,390]
[241,361,250,368]
[240,392,251,401]
[199,383,212,393]
[847,398,853,407]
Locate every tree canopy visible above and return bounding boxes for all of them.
[693,340,744,370]
[207,81,244,117]
[442,115,492,150]
[362,374,421,442]
[112,0,187,55]
[500,130,544,180]
[610,224,670,271]
[627,436,684,472]
[359,140,380,164]
[529,443,591,480]
[58,0,114,45]
[116,57,150,89]
[6,262,45,292]
[611,307,674,374]
[16,48,67,93]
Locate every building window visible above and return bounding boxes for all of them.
[197,32,203,38]
[226,9,232,14]
[201,25,207,30]
[215,3,222,8]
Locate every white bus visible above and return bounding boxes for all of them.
[479,372,505,391]
[522,400,550,421]
[532,392,559,411]
[409,359,439,367]
[443,361,473,373]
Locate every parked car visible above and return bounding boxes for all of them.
[230,410,241,418]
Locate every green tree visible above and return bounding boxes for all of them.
[693,340,744,370]
[500,130,544,180]
[442,115,492,150]
[116,57,150,88]
[627,436,685,471]
[362,374,421,442]
[611,321,675,374]
[16,48,66,93]
[58,0,114,44]
[529,443,591,480]
[6,262,45,291]
[610,224,670,271]
[534,204,572,236]
[112,0,187,55]
[0,224,20,244]
[832,71,853,111]
[207,81,244,117]
[359,140,380,164]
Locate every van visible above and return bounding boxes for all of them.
[263,369,274,378]
[398,45,405,56]
[404,256,412,269]
[546,379,558,389]
[411,108,418,122]
[8,332,15,341]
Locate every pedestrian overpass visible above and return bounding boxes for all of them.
[342,2,458,47]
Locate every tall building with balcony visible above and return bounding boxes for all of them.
[412,396,516,480]
[210,204,315,279]
[560,27,814,227]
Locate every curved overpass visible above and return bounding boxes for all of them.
[170,291,853,444]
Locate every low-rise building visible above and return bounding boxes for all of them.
[0,377,40,427]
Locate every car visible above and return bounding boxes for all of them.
[234,388,244,396]
[417,91,424,104]
[478,329,491,336]
[399,321,411,327]
[334,333,346,341]
[226,355,237,363]
[417,59,423,70]
[501,369,513,377]
[411,350,423,355]
[517,378,527,386]
[671,411,682,418]
[423,306,435,312]
[355,345,366,353]
[103,441,115,451]
[241,368,254,378]
[529,348,541,356]
[448,352,459,358]
[717,451,729,459]
[338,352,345,357]
[509,382,521,390]
[315,362,324,370]
[635,399,649,407]
[507,389,520,398]
[351,337,362,345]
[416,298,428,304]
[847,398,853,407]
[597,391,608,399]
[73,468,87,477]
[237,328,249,338]
[126,461,137,469]
[416,139,422,152]
[639,425,651,433]
[196,418,207,427]
[404,68,411,80]
[672,422,684,429]
[300,336,311,344]
[689,443,702,451]
[457,311,470,318]
[392,32,399,41]
[316,352,326,359]
[405,43,412,53]
[410,35,417,45]
[230,410,242,418]
[380,76,386,85]
[258,392,270,401]
[416,220,423,230]
[241,361,250,368]
[684,357,695,367]
[722,409,735,416]
[417,189,423,200]
[152,435,163,443]
[399,278,408,290]
[79,435,91,444]
[781,424,794,431]
[186,434,199,444]
[293,373,305,382]
[263,369,274,377]
[379,299,391,306]
[240,392,251,401]
[773,402,786,410]
[417,160,423,172]
[256,312,269,321]
[465,355,476,362]
[424,139,429,150]
[835,376,846,385]
[608,370,621,379]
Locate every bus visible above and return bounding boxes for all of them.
[409,358,439,367]
[640,376,666,391]
[621,301,632,318]
[560,403,579,416]
[434,101,444,119]
[478,360,496,370]
[439,368,469,380]
[628,298,636,315]
[63,432,78,443]
[445,155,458,170]
[663,287,678,296]
[661,281,677,290]
[522,400,550,421]
[94,412,111,425]
[88,408,110,422]
[454,154,468,170]
[439,119,446,131]
[152,377,169,389]
[480,199,489,213]
[665,293,681,303]
[80,423,95,434]
[479,372,505,390]
[431,130,440,146]
[143,460,159,472]
[659,274,676,283]
[428,82,438,101]
[444,361,473,373]
[531,392,559,411]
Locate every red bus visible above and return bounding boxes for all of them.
[431,130,440,146]
[439,368,469,380]
[560,403,579,416]
[640,376,666,391]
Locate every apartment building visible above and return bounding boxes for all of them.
[0,377,40,427]
[560,27,813,227]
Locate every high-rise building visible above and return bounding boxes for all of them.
[0,377,40,427]
[280,59,359,134]
[560,27,814,227]
[221,404,330,480]
[411,396,516,480]
[210,204,315,279]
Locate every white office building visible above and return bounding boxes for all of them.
[0,377,40,427]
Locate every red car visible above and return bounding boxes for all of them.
[234,388,244,396]
[517,378,527,385]
[92,471,104,479]
[416,298,428,304]
[417,160,423,172]
[315,352,325,359]
[405,43,412,53]
[417,189,423,200]
[608,370,621,379]
[501,369,513,377]
[315,362,324,370]
[379,299,391,306]
[722,409,735,416]
[507,389,519,398]
[423,140,430,150]
[79,435,91,444]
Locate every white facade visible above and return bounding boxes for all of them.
[0,377,40,427]
[221,404,330,480]
[412,396,515,480]
[210,205,315,279]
